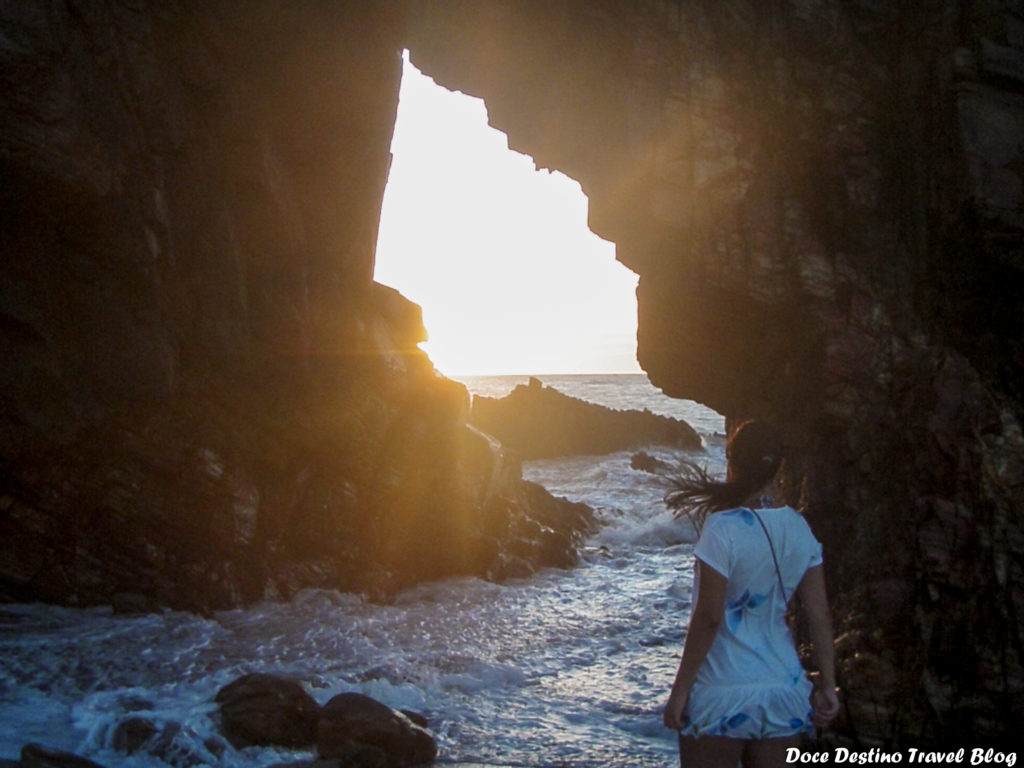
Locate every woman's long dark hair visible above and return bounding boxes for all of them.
[665,420,784,531]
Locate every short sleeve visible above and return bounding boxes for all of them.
[807,537,823,569]
[795,513,824,570]
[694,514,732,578]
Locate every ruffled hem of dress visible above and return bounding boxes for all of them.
[680,678,815,739]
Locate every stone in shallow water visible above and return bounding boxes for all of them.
[110,716,157,753]
[317,692,436,767]
[215,672,320,748]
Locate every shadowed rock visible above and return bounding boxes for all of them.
[110,717,158,753]
[629,451,675,475]
[215,673,320,749]
[471,378,702,460]
[317,692,436,768]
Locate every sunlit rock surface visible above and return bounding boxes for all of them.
[1,0,1023,748]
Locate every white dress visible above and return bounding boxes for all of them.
[681,505,822,739]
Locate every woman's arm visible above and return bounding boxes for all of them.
[663,559,727,730]
[795,564,840,727]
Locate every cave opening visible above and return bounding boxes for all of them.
[373,52,641,378]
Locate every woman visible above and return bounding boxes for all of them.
[663,420,840,767]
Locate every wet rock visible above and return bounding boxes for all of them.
[399,710,429,728]
[317,692,436,768]
[483,479,596,579]
[518,480,595,537]
[147,722,215,768]
[629,451,674,475]
[112,718,220,766]
[19,744,108,768]
[111,716,157,753]
[215,673,320,748]
[471,378,702,460]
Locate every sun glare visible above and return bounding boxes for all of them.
[374,53,641,376]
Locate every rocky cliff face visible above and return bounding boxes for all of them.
[1,0,1022,748]
[406,0,1024,746]
[0,1,591,611]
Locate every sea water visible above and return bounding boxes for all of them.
[0,374,725,767]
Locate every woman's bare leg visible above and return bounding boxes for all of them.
[679,734,745,768]
[742,735,802,768]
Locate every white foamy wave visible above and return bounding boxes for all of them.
[523,443,716,553]
[0,376,725,767]
[592,508,698,549]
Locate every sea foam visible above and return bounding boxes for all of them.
[0,375,723,767]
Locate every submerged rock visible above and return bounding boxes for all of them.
[215,673,320,749]
[317,692,437,768]
[110,716,158,753]
[471,378,702,460]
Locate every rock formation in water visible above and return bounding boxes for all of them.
[470,377,702,459]
[1,0,1022,748]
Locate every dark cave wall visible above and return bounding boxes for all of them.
[2,1,399,395]
[0,1,591,611]
[0,0,410,605]
[0,0,402,427]
[0,0,1022,748]
[405,0,1024,745]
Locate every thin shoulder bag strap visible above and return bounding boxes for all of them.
[750,508,788,604]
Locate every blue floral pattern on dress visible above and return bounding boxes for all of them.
[719,712,750,733]
[725,588,768,631]
[722,507,756,525]
[682,708,811,739]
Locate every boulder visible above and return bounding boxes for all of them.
[317,693,436,768]
[399,710,429,728]
[215,673,320,748]
[470,378,702,460]
[110,716,157,753]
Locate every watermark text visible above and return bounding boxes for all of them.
[785,748,1017,767]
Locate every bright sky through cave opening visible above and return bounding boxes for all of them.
[373,52,641,377]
